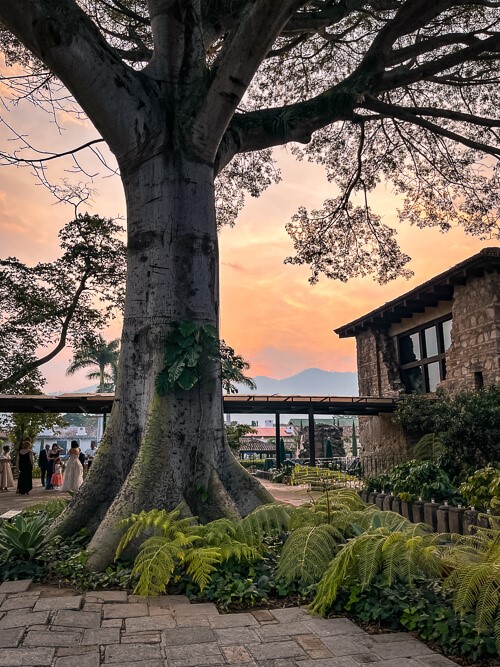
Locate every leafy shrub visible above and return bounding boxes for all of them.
[384,460,458,502]
[363,474,391,493]
[459,465,500,513]
[22,498,69,519]
[394,386,500,480]
[0,513,50,561]
[332,575,497,661]
[239,459,268,470]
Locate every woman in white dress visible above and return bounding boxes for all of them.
[62,441,84,493]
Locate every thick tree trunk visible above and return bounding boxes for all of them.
[56,151,272,569]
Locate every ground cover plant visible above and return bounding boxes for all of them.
[114,490,500,660]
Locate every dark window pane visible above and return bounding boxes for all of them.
[400,333,421,364]
[442,319,452,351]
[424,326,439,357]
[402,367,424,393]
[427,362,441,392]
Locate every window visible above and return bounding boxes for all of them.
[398,317,452,393]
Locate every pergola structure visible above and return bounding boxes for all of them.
[0,393,397,467]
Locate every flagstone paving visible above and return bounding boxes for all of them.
[0,580,458,666]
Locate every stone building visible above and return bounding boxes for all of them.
[335,248,500,455]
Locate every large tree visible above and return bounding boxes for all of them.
[0,0,498,569]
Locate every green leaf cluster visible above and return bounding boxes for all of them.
[364,460,459,502]
[459,465,500,513]
[0,513,50,561]
[115,503,289,595]
[155,321,219,394]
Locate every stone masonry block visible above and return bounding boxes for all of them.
[246,640,306,661]
[33,596,83,612]
[208,612,258,628]
[104,643,161,663]
[0,627,24,648]
[0,648,55,666]
[55,651,100,667]
[125,615,176,632]
[162,626,216,646]
[53,610,101,628]
[103,603,148,618]
[214,627,259,645]
[0,580,32,594]
[0,610,50,629]
[23,630,82,647]
[164,642,223,667]
[81,627,121,645]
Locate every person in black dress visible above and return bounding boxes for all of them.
[38,443,50,486]
[16,440,34,495]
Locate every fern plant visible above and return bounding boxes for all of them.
[116,503,291,596]
[443,527,500,653]
[310,511,445,616]
[277,524,343,586]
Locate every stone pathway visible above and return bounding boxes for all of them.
[0,580,457,667]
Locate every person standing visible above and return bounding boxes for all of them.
[38,443,50,486]
[16,441,34,495]
[84,441,98,470]
[45,443,60,490]
[0,445,15,491]
[62,441,84,493]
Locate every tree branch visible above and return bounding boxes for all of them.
[189,0,307,164]
[362,96,500,157]
[0,0,153,157]
[0,271,90,392]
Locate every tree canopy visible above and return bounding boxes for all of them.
[0,0,498,283]
[0,213,126,393]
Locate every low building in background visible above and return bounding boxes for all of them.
[335,247,500,455]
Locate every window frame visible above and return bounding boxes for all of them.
[397,316,452,393]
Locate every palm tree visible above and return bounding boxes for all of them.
[67,336,120,393]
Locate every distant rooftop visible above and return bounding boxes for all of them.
[335,247,500,338]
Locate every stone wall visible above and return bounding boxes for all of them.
[356,329,403,398]
[439,272,500,394]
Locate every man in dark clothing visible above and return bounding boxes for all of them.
[38,443,50,486]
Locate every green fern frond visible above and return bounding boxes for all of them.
[277,524,342,586]
[238,503,290,544]
[132,534,193,596]
[116,506,197,560]
[183,546,222,591]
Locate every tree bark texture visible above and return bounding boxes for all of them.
[56,153,272,569]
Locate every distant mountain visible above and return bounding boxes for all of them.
[71,368,359,398]
[237,368,358,396]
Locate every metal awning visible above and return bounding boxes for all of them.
[0,393,397,416]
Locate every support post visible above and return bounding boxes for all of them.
[275,412,281,469]
[308,407,316,466]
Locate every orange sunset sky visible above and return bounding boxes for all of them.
[0,62,495,393]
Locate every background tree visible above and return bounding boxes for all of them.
[220,341,257,394]
[0,214,126,394]
[6,413,66,460]
[225,424,258,452]
[0,0,498,569]
[67,337,120,393]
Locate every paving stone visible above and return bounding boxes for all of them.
[0,647,55,666]
[148,594,189,605]
[55,651,100,667]
[162,626,216,646]
[86,591,129,604]
[102,618,124,628]
[0,593,6,606]
[367,660,423,667]
[251,609,275,623]
[291,659,359,667]
[0,609,50,629]
[296,634,332,658]
[81,627,121,645]
[371,633,419,643]
[121,632,162,644]
[257,621,316,640]
[0,626,24,648]
[57,647,101,656]
[209,612,258,628]
[171,602,219,616]
[54,610,102,628]
[164,642,223,667]
[372,640,435,659]
[104,663,163,667]
[415,657,459,666]
[322,634,374,656]
[24,629,83,646]
[214,627,259,645]
[350,654,382,663]
[0,580,32,594]
[221,645,254,663]
[0,593,39,611]
[33,596,83,611]
[103,603,149,618]
[270,607,308,623]
[306,617,366,637]
[83,603,103,613]
[125,615,176,631]
[176,614,211,627]
[104,642,161,663]
[246,640,306,661]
